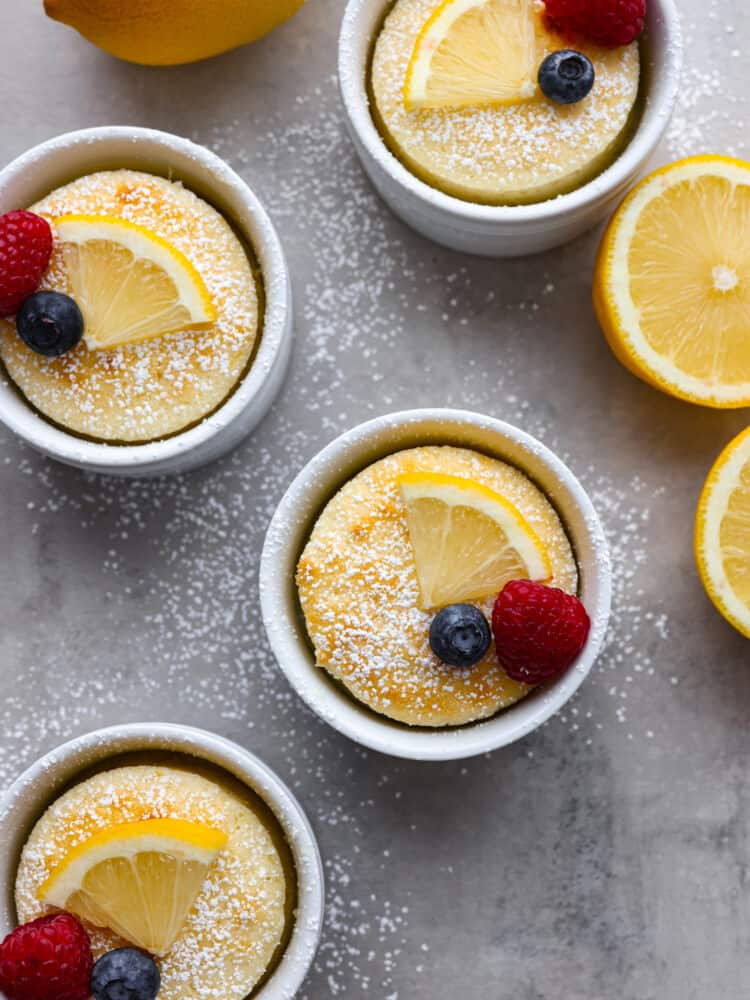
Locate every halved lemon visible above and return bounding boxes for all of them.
[398,472,551,609]
[403,0,537,111]
[695,426,750,639]
[53,215,216,351]
[593,156,750,408]
[39,818,228,956]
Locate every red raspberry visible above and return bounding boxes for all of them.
[0,211,53,317]
[492,579,591,685]
[543,0,646,48]
[0,913,93,1000]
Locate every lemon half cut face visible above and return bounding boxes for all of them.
[696,427,750,639]
[594,156,750,408]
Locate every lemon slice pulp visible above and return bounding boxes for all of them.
[594,155,750,408]
[398,472,551,609]
[695,427,750,638]
[39,818,228,956]
[53,215,216,351]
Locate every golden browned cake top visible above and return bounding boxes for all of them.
[15,765,288,1000]
[370,0,641,205]
[0,170,259,442]
[296,445,578,727]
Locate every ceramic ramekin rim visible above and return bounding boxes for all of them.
[0,723,325,1000]
[337,0,683,223]
[260,408,612,761]
[0,126,291,471]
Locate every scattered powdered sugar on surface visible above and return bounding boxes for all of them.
[0,8,744,993]
[665,8,747,162]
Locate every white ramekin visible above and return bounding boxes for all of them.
[260,409,612,761]
[338,0,682,256]
[0,127,293,476]
[0,723,324,1000]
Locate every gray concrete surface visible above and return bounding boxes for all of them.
[0,1,748,997]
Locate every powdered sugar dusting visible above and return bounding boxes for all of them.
[370,0,640,203]
[15,765,287,1000]
[0,170,259,443]
[296,444,578,727]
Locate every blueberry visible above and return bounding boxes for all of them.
[538,50,595,105]
[429,604,492,668]
[16,291,84,357]
[91,948,161,1000]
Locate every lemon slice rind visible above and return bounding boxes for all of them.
[695,427,750,639]
[399,471,552,609]
[53,214,217,351]
[403,0,537,112]
[594,155,750,409]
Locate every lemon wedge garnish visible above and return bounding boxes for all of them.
[398,472,551,609]
[53,214,216,351]
[594,155,750,408]
[403,0,537,111]
[695,426,750,639]
[39,819,228,956]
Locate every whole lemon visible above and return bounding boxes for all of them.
[44,0,307,65]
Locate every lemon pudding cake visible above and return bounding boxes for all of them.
[369,0,642,205]
[296,445,589,727]
[13,764,291,1000]
[0,169,261,442]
